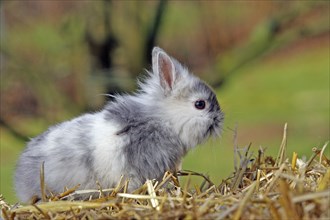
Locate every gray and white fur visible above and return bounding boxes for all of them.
[15,47,224,203]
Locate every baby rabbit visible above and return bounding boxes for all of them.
[15,47,224,203]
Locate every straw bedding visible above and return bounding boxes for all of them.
[1,124,329,219]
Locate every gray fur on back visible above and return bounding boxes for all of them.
[104,96,185,184]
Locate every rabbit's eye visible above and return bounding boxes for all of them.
[194,100,206,110]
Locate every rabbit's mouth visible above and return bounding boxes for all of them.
[206,114,223,137]
[207,124,219,137]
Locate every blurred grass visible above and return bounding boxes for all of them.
[0,128,24,204]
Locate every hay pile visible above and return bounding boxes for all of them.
[1,124,329,219]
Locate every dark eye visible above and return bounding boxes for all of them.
[194,100,206,110]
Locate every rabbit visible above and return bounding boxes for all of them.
[15,47,224,203]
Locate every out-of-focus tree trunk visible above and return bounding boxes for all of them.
[144,0,168,66]
[85,0,119,99]
[85,0,168,100]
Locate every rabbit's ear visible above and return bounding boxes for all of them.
[152,47,176,91]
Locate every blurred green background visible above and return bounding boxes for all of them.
[0,1,329,203]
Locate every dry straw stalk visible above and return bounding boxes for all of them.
[1,124,329,219]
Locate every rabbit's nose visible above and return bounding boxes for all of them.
[213,111,224,124]
[213,116,220,124]
[209,102,220,113]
